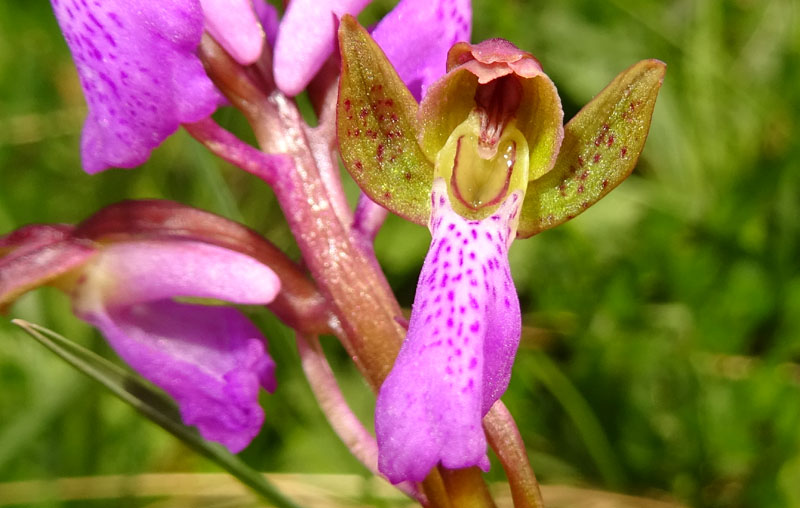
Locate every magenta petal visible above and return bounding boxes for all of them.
[372,0,471,100]
[81,240,280,308]
[200,0,264,65]
[81,300,275,453]
[273,0,371,96]
[375,179,522,484]
[51,0,220,173]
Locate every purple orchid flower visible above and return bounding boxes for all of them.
[338,22,563,483]
[337,18,665,483]
[1,220,281,453]
[372,41,561,483]
[50,0,267,174]
[273,0,470,100]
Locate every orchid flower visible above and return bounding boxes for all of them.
[0,207,281,453]
[336,17,665,482]
[50,0,267,173]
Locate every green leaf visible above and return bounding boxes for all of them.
[337,15,434,226]
[517,59,666,238]
[11,319,303,508]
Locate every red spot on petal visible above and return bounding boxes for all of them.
[607,134,615,147]
[579,170,589,181]
[376,144,384,162]
[354,160,363,172]
[593,153,601,163]
[601,178,609,189]
[343,98,351,111]
[620,146,628,157]
[594,133,604,146]
[578,155,585,167]
[577,184,585,194]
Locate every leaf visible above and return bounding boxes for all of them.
[11,319,302,508]
[517,60,666,238]
[337,15,434,226]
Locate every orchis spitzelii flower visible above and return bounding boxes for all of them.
[0,203,281,452]
[336,17,665,482]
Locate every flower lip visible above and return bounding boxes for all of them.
[375,178,523,483]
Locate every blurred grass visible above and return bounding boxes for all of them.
[1,0,799,507]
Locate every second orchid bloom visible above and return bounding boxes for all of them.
[337,16,664,483]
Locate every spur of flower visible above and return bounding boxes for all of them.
[336,16,665,483]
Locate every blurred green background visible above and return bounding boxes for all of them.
[1,0,799,506]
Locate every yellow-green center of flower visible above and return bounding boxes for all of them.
[435,111,530,217]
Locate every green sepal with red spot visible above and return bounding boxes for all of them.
[516,59,666,238]
[336,15,434,226]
